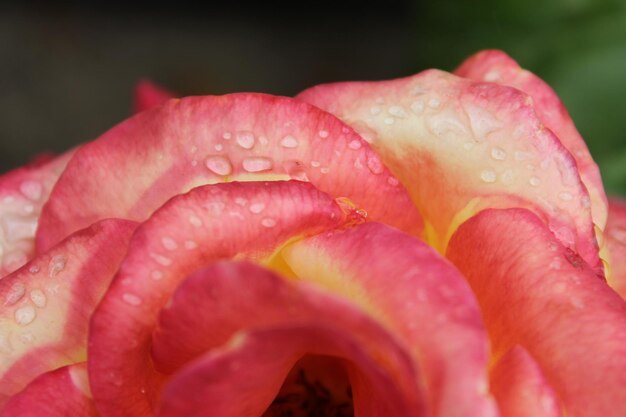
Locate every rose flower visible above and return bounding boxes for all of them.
[1,50,625,417]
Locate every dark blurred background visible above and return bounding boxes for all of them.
[2,0,626,195]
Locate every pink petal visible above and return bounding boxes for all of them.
[154,261,424,417]
[88,181,354,417]
[606,197,626,299]
[37,93,422,251]
[133,79,175,113]
[280,222,498,417]
[490,346,561,417]
[0,219,136,405]
[1,363,98,417]
[455,49,607,232]
[447,208,626,417]
[297,69,599,270]
[0,150,75,277]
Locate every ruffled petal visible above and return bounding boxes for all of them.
[88,181,354,417]
[153,261,424,417]
[297,70,599,270]
[0,219,136,405]
[447,208,626,417]
[281,222,498,417]
[455,49,607,232]
[37,93,422,251]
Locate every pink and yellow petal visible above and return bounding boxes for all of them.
[37,93,421,251]
[447,208,626,417]
[0,219,136,404]
[280,222,498,417]
[297,70,599,270]
[88,181,355,417]
[606,197,626,299]
[455,49,607,232]
[1,363,98,417]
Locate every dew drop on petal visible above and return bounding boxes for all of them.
[222,132,232,140]
[261,218,277,228]
[318,130,329,138]
[490,147,507,161]
[188,215,202,227]
[366,155,384,174]
[122,293,142,306]
[48,255,67,278]
[205,156,233,176]
[249,202,266,214]
[480,170,497,183]
[348,140,362,150]
[388,105,407,118]
[150,253,173,266]
[387,176,400,186]
[410,100,424,115]
[15,305,36,325]
[280,135,299,149]
[243,157,273,173]
[29,289,47,308]
[161,237,178,251]
[5,281,26,306]
[529,176,541,187]
[383,117,395,125]
[558,191,573,201]
[236,131,256,149]
[428,98,441,109]
[310,160,321,168]
[151,270,164,281]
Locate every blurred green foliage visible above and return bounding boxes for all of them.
[414,0,626,196]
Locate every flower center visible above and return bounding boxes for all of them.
[263,355,354,417]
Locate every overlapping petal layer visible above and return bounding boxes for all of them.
[606,197,626,299]
[37,93,422,251]
[297,70,600,270]
[447,208,626,417]
[133,80,175,113]
[0,219,136,407]
[89,180,355,417]
[455,50,607,231]
[280,222,498,417]
[153,261,424,417]
[1,363,98,417]
[0,151,74,277]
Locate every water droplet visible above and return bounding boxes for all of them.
[529,176,541,187]
[222,132,232,140]
[355,208,368,218]
[347,139,362,150]
[5,282,26,306]
[249,202,266,214]
[310,160,321,168]
[235,197,247,206]
[122,293,142,306]
[318,130,329,138]
[205,156,233,176]
[550,258,562,270]
[387,176,400,186]
[214,144,223,151]
[19,181,43,201]
[190,160,198,167]
[15,305,36,325]
[388,105,407,118]
[48,255,67,278]
[366,155,384,174]
[280,135,299,148]
[242,157,273,173]
[353,158,363,169]
[490,147,507,161]
[428,98,441,109]
[161,237,178,251]
[151,270,164,280]
[558,191,573,201]
[480,170,497,183]
[484,70,500,82]
[188,215,203,227]
[369,106,381,115]
[261,218,277,228]
[184,240,198,250]
[383,117,395,125]
[410,100,424,115]
[30,289,47,308]
[28,264,40,274]
[150,253,173,266]
[190,145,198,153]
[205,201,225,215]
[320,167,330,174]
[235,131,255,149]
[501,169,514,184]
